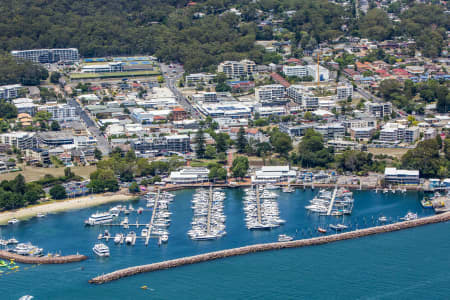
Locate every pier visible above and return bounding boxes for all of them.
[0,251,87,264]
[206,186,213,235]
[327,186,338,216]
[89,211,450,284]
[145,189,160,246]
[255,186,262,223]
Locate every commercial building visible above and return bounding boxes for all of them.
[251,166,297,184]
[185,73,216,85]
[255,84,286,102]
[81,62,123,73]
[37,131,74,146]
[217,60,256,78]
[38,104,77,122]
[0,84,21,100]
[169,168,210,184]
[368,102,392,118]
[336,85,354,100]
[196,102,251,119]
[11,48,79,63]
[384,168,420,185]
[132,135,191,154]
[0,132,36,149]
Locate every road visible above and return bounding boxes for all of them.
[160,63,201,118]
[68,98,111,155]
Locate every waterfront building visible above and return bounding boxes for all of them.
[251,166,297,184]
[169,167,209,184]
[11,48,79,63]
[0,132,36,149]
[384,168,420,185]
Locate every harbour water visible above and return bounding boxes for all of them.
[1,189,448,299]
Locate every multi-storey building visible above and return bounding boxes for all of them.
[0,132,36,149]
[286,85,319,111]
[38,104,78,122]
[336,85,354,100]
[404,126,420,144]
[255,84,286,102]
[81,62,123,73]
[384,168,419,185]
[314,123,345,141]
[11,48,79,63]
[367,102,392,118]
[217,59,256,78]
[185,73,216,85]
[132,135,191,154]
[282,65,308,78]
[379,123,420,144]
[0,84,21,100]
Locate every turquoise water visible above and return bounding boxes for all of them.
[1,189,448,299]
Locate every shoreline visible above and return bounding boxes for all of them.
[0,189,138,225]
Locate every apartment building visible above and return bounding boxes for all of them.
[367,102,392,118]
[132,135,191,154]
[350,127,375,141]
[380,123,405,142]
[314,123,345,141]
[0,84,21,100]
[185,73,216,85]
[336,85,354,100]
[255,84,286,102]
[38,104,78,122]
[11,48,79,63]
[286,85,319,111]
[217,59,256,78]
[282,65,308,77]
[404,126,420,144]
[0,132,36,149]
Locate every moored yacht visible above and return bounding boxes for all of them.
[92,243,110,257]
[84,212,113,226]
[278,234,293,242]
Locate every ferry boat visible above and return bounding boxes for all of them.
[84,212,113,226]
[278,234,293,242]
[8,218,19,225]
[92,243,110,257]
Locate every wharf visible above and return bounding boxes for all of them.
[433,196,450,214]
[145,189,160,246]
[206,186,213,235]
[326,187,338,216]
[255,186,262,223]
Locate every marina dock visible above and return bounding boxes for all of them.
[146,189,160,246]
[327,187,338,216]
[255,186,262,224]
[89,211,450,284]
[206,186,213,235]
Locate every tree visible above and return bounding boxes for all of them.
[231,156,249,180]
[64,167,74,178]
[358,9,393,41]
[128,182,140,193]
[0,101,18,119]
[215,133,229,153]
[94,148,102,160]
[12,174,26,194]
[208,166,227,181]
[296,129,334,168]
[195,128,206,158]
[50,121,60,131]
[401,139,446,178]
[204,145,216,159]
[49,184,67,200]
[50,72,61,84]
[236,127,247,153]
[270,131,293,158]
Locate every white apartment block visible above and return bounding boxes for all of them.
[0,84,22,100]
[307,65,330,82]
[217,59,256,78]
[344,119,377,131]
[38,104,78,122]
[0,132,36,149]
[282,65,308,77]
[185,73,216,85]
[286,85,318,111]
[404,126,419,144]
[336,85,353,100]
[255,84,286,102]
[380,123,405,142]
[11,48,79,63]
[81,62,123,73]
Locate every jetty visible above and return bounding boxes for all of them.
[255,186,262,223]
[0,251,87,264]
[89,211,450,284]
[145,189,160,246]
[206,186,213,235]
[326,186,338,216]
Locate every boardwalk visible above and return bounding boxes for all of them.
[89,211,450,284]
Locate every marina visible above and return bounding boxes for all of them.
[0,188,444,299]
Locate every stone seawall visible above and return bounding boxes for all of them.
[89,212,450,284]
[0,251,87,264]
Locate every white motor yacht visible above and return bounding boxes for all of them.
[84,212,113,226]
[8,218,19,225]
[93,243,110,257]
[278,234,293,242]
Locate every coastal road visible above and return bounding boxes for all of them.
[68,98,111,155]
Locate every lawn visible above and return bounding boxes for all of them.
[70,70,161,80]
[0,165,97,182]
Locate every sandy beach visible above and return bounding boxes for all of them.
[0,189,137,225]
